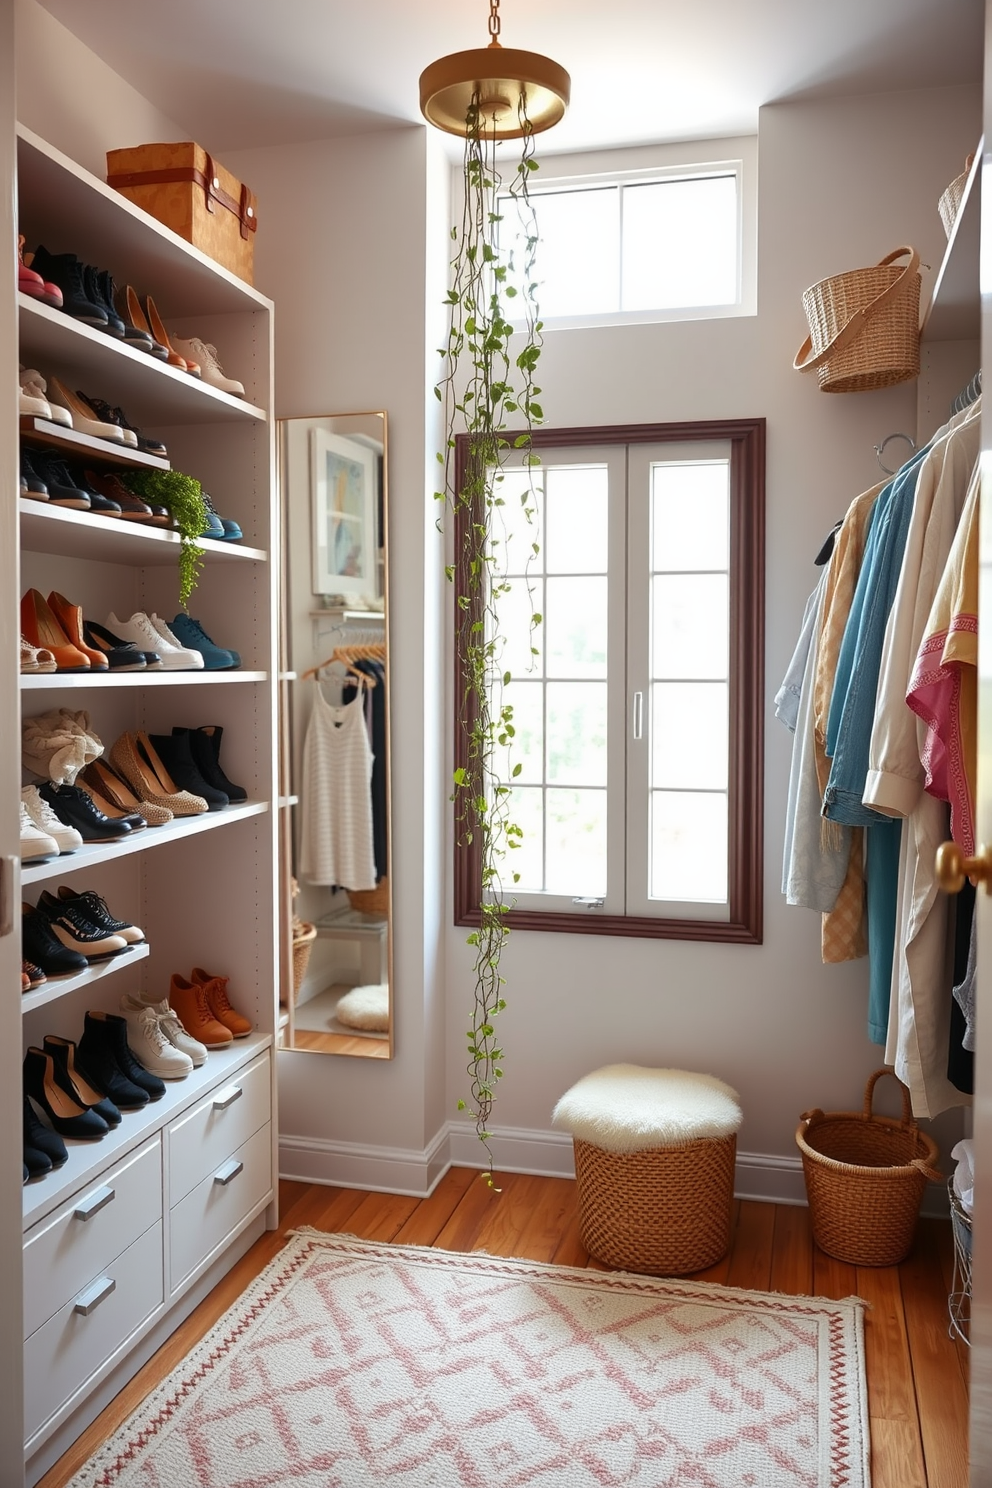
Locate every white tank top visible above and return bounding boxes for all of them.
[299,687,376,890]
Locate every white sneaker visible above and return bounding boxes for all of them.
[21,784,83,854]
[120,998,194,1079]
[19,367,71,427]
[106,611,203,670]
[18,799,58,862]
[125,992,208,1066]
[148,614,211,669]
[167,335,246,398]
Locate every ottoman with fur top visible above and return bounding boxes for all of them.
[552,1064,742,1275]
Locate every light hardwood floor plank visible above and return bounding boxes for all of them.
[770,1203,813,1295]
[726,1199,775,1292]
[393,1165,479,1247]
[901,1219,970,1488]
[856,1264,927,1488]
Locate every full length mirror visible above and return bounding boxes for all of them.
[277,413,391,1057]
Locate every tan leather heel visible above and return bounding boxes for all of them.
[141,294,200,375]
[110,731,208,816]
[80,760,173,827]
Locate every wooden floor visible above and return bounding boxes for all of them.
[40,1170,969,1487]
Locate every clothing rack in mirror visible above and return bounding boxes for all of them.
[300,641,386,684]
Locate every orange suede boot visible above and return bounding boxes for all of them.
[191,967,252,1038]
[168,974,232,1048]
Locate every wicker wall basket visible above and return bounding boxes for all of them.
[796,1069,941,1267]
[938,154,974,240]
[793,245,921,393]
[291,922,317,1006]
[573,1133,737,1275]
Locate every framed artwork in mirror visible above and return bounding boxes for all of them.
[311,428,378,598]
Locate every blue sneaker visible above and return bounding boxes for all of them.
[202,493,242,542]
[168,613,239,670]
[199,509,226,540]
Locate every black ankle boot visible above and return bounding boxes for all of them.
[77,1011,165,1103]
[176,725,247,802]
[27,246,107,326]
[149,731,228,810]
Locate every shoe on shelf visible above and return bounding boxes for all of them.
[67,391,137,447]
[21,783,83,854]
[19,367,71,427]
[21,589,91,671]
[124,991,207,1067]
[26,246,107,326]
[74,772,148,832]
[176,725,248,802]
[167,334,245,397]
[42,1035,121,1127]
[18,800,59,864]
[19,446,50,499]
[85,471,169,524]
[26,452,91,510]
[21,903,87,977]
[80,759,174,828]
[167,613,239,670]
[59,466,123,517]
[22,959,46,992]
[46,379,126,443]
[202,492,242,541]
[77,400,167,457]
[199,506,227,541]
[20,636,57,674]
[106,611,204,670]
[23,1047,108,1139]
[168,974,233,1048]
[114,284,169,359]
[36,889,130,960]
[55,885,144,944]
[76,1010,157,1108]
[119,998,193,1079]
[148,731,228,810]
[38,781,133,844]
[18,235,63,309]
[46,591,111,669]
[80,265,125,337]
[139,296,194,373]
[81,618,149,671]
[191,967,252,1038]
[23,1091,67,1169]
[22,1144,52,1181]
[109,731,208,816]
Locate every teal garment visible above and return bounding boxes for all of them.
[865,821,901,1045]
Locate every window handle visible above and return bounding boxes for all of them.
[632,691,643,740]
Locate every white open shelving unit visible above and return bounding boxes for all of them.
[917,137,983,439]
[14,123,280,1483]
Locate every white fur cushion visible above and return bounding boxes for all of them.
[552,1064,742,1153]
[335,984,389,1031]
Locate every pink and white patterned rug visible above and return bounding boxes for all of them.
[70,1229,869,1487]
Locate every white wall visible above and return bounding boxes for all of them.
[441,82,981,1186]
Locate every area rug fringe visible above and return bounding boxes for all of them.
[69,1227,872,1488]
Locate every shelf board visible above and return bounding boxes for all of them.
[19,297,267,428]
[19,416,170,471]
[20,671,268,690]
[23,1034,273,1232]
[20,801,269,886]
[921,141,982,343]
[17,125,273,320]
[19,499,267,566]
[21,942,150,1015]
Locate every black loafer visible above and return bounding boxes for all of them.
[38,782,132,842]
[82,619,149,671]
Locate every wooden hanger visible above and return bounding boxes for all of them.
[301,644,385,684]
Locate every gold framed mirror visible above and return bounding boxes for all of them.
[277,412,391,1057]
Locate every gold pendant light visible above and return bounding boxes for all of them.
[419,0,570,139]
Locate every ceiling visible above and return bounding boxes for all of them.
[37,0,983,157]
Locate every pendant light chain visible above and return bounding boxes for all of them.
[488,0,501,44]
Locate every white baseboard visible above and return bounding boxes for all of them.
[280,1121,815,1208]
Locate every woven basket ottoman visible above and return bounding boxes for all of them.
[552,1064,742,1275]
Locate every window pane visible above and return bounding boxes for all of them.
[502,188,619,318]
[545,466,609,573]
[490,468,543,579]
[494,679,544,785]
[651,574,729,679]
[622,176,738,311]
[652,683,728,789]
[502,786,544,892]
[650,790,728,901]
[652,461,729,571]
[546,788,608,895]
[493,576,544,681]
[547,681,607,785]
[546,577,608,678]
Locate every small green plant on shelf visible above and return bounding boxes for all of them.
[435,94,544,1184]
[121,469,207,609]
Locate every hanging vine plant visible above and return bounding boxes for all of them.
[121,467,207,609]
[424,3,570,1181]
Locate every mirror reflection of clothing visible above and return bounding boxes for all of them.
[299,687,376,891]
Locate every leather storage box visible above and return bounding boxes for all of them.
[106,142,258,284]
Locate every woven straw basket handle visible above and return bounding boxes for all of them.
[864,1068,943,1182]
[793,246,921,373]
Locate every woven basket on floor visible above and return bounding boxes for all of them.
[796,1069,941,1267]
[291,922,316,1006]
[573,1132,737,1276]
[793,245,921,393]
[938,155,974,239]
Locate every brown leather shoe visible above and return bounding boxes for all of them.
[84,471,170,525]
[168,975,233,1047]
[192,967,252,1038]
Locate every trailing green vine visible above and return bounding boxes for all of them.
[121,468,207,609]
[434,94,544,1183]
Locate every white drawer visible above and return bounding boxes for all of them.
[168,1054,270,1205]
[23,1140,162,1339]
[170,1123,272,1290]
[25,1220,163,1443]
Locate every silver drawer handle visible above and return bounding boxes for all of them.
[214,1159,244,1186]
[73,1276,116,1316]
[213,1084,243,1111]
[74,1185,115,1222]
